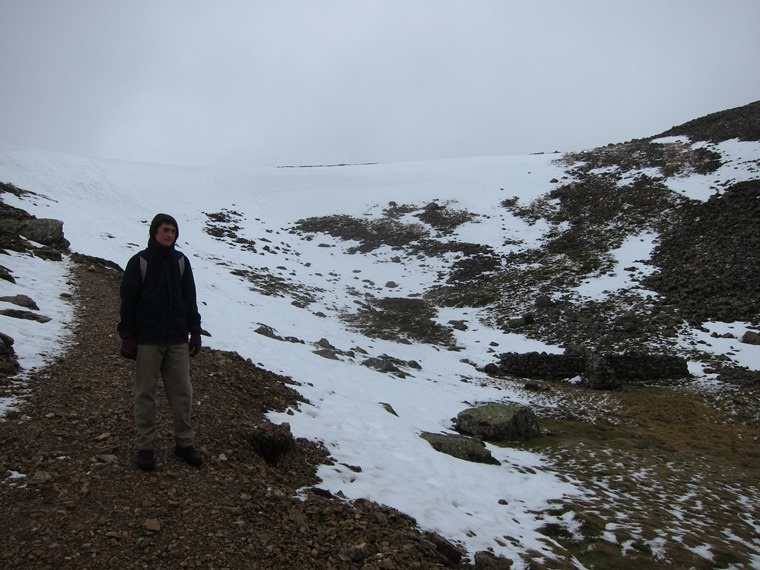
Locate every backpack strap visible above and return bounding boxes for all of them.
[139,251,186,282]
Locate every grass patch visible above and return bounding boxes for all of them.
[342,296,457,347]
[230,267,322,307]
[492,381,760,568]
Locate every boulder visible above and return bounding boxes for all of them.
[455,402,540,441]
[0,294,39,310]
[0,265,15,283]
[0,332,19,375]
[741,330,760,345]
[0,308,51,323]
[0,218,70,249]
[254,324,283,341]
[249,422,295,465]
[420,432,499,465]
[362,354,410,377]
[313,348,340,360]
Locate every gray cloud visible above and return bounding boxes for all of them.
[2,0,759,167]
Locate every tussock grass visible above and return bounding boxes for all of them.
[504,381,760,568]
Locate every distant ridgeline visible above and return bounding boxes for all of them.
[652,99,760,143]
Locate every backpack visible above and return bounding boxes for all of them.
[139,250,186,282]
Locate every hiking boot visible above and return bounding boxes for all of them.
[137,449,155,472]
[174,445,202,467]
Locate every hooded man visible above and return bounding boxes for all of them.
[118,213,203,471]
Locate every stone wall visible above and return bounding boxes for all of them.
[490,349,690,389]
[598,353,689,382]
[494,352,585,381]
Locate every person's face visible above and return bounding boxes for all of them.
[155,222,177,247]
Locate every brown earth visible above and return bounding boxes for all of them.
[0,261,474,569]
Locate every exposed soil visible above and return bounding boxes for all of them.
[0,261,471,569]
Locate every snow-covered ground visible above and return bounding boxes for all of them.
[1,140,758,566]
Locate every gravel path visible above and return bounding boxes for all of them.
[0,260,471,569]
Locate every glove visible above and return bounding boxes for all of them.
[189,329,202,358]
[119,331,137,360]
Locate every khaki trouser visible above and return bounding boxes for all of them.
[134,343,194,450]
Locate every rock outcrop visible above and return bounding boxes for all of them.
[0,332,18,376]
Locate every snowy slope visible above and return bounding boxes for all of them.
[1,139,758,566]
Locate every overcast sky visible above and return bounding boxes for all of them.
[1,1,759,168]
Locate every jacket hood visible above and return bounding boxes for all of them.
[148,213,179,247]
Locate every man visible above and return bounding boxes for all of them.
[118,213,203,471]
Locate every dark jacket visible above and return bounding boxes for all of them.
[118,216,202,344]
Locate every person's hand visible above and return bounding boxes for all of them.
[189,329,202,357]
[119,332,137,360]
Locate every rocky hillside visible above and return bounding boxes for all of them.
[1,100,759,568]
[654,99,760,143]
[291,101,760,375]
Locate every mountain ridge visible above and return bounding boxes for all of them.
[653,99,760,143]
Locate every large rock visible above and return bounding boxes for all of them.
[420,432,499,465]
[0,308,51,323]
[0,332,19,376]
[741,330,760,345]
[0,265,14,283]
[248,422,295,465]
[0,217,69,249]
[362,354,415,378]
[0,294,39,310]
[455,402,540,441]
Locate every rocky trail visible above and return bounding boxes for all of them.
[0,260,472,569]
